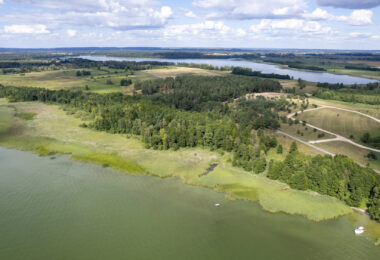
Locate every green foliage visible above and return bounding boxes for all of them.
[232,67,291,79]
[16,112,36,120]
[135,74,283,112]
[120,78,132,86]
[361,132,380,148]
[277,144,283,154]
[0,85,284,170]
[268,150,380,220]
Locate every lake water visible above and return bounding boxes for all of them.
[1,147,379,259]
[79,55,378,85]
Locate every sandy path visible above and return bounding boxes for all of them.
[287,105,380,153]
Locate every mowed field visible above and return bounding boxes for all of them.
[0,100,351,221]
[297,107,379,144]
[316,141,380,171]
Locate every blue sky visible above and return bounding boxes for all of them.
[0,0,379,49]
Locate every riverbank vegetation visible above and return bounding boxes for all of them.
[0,100,352,221]
[1,83,379,221]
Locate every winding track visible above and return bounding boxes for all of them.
[287,105,380,153]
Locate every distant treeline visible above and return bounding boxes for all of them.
[135,75,283,112]
[344,65,380,72]
[155,52,261,60]
[263,59,326,71]
[268,145,380,220]
[316,82,380,91]
[232,67,291,80]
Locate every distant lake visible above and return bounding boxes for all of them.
[1,147,379,259]
[79,55,379,85]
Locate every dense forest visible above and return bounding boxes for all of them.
[268,143,380,220]
[135,75,283,112]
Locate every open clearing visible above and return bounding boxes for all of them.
[0,69,130,93]
[316,141,380,171]
[297,107,379,145]
[0,101,351,221]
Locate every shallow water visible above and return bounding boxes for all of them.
[79,55,379,85]
[0,147,379,259]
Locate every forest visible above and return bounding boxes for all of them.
[0,85,284,173]
[268,143,380,220]
[134,75,283,112]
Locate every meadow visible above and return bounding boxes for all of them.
[297,107,379,145]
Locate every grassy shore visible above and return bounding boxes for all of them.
[0,99,353,221]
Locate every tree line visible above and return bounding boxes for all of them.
[232,67,291,80]
[268,142,380,221]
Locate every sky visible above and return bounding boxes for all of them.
[0,0,379,49]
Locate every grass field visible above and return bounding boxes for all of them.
[0,101,353,221]
[0,69,131,93]
[316,141,380,171]
[297,107,379,144]
[279,123,335,142]
[309,98,380,118]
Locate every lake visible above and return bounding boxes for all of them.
[0,147,379,259]
[79,55,379,85]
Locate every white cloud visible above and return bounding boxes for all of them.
[347,10,372,25]
[250,19,332,36]
[4,1,173,31]
[193,0,307,19]
[303,8,372,26]
[348,32,380,39]
[4,24,50,34]
[163,21,247,39]
[185,11,197,18]
[0,0,3,4]
[66,29,77,37]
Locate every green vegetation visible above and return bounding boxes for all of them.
[268,143,380,219]
[16,112,36,120]
[297,108,379,146]
[232,66,291,79]
[135,74,283,111]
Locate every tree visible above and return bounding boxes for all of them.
[277,144,283,154]
[120,78,132,86]
[289,141,298,153]
[361,132,370,143]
